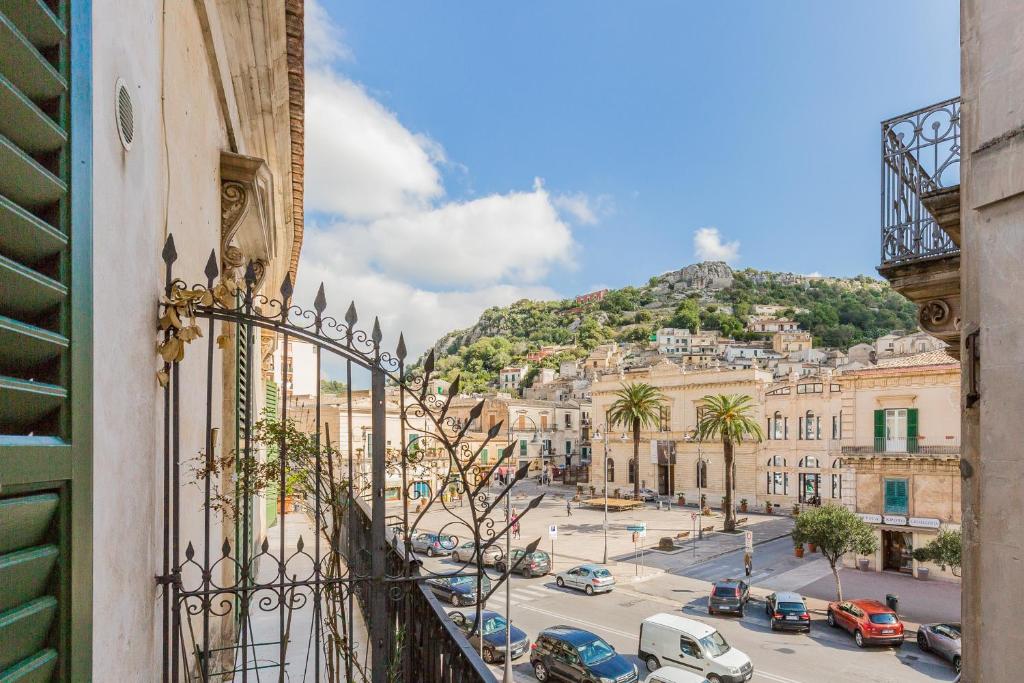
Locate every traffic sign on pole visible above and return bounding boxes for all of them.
[744,531,753,551]
[549,524,558,539]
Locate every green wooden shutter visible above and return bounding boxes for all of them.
[884,479,908,514]
[0,1,88,680]
[906,408,919,453]
[873,410,885,452]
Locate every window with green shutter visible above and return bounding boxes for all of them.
[906,408,919,453]
[884,478,909,514]
[0,0,89,680]
[873,409,885,452]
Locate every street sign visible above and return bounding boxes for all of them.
[626,522,647,538]
[548,524,557,539]
[691,513,698,521]
[744,531,753,551]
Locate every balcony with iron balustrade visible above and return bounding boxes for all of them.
[841,435,960,460]
[878,97,962,357]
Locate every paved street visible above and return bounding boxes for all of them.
[412,482,961,682]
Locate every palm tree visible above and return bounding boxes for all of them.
[696,394,764,532]
[607,383,667,501]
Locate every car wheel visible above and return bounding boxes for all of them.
[482,647,495,664]
[585,584,594,596]
[827,611,836,627]
[452,552,461,562]
[709,607,715,615]
[769,618,776,631]
[706,675,722,683]
[855,630,865,648]
[450,594,460,607]
[645,655,660,672]
[556,577,565,588]
[917,631,929,652]
[524,568,533,579]
[954,656,961,674]
[533,661,549,681]
[496,562,505,574]
[426,547,435,558]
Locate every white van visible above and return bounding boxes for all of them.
[638,613,753,683]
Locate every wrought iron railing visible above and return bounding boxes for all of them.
[880,97,960,266]
[842,436,960,456]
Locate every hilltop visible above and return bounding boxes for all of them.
[424,262,917,392]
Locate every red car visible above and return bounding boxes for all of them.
[826,599,904,648]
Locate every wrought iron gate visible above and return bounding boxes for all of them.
[156,236,543,682]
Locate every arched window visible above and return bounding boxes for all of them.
[697,460,708,488]
[607,459,615,482]
[772,411,783,440]
[799,456,819,469]
[831,458,844,498]
[628,458,636,484]
[767,455,787,494]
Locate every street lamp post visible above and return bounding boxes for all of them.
[594,423,611,564]
[503,410,537,683]
[685,430,707,539]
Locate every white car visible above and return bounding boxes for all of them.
[639,613,753,682]
[625,487,659,502]
[555,564,615,595]
[645,667,710,683]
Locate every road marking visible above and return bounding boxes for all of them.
[514,603,641,640]
[756,672,806,683]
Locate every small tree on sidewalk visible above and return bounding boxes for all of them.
[912,529,962,577]
[792,504,878,601]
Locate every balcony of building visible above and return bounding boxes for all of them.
[878,97,961,357]
[841,436,960,459]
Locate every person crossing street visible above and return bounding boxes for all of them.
[566,499,573,517]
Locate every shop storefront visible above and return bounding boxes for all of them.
[852,513,949,579]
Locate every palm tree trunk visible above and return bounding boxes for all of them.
[632,418,640,501]
[723,435,735,532]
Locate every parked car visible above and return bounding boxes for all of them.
[427,574,491,607]
[556,564,615,595]
[411,532,457,557]
[625,487,659,502]
[764,592,811,632]
[708,579,750,616]
[826,599,904,648]
[451,540,501,565]
[447,609,530,664]
[530,625,638,683]
[639,613,752,682]
[917,622,961,673]
[495,548,550,578]
[644,667,710,683]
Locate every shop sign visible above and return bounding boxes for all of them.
[883,514,908,526]
[857,513,882,524]
[909,517,941,529]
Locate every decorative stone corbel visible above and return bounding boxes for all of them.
[221,151,276,285]
[917,295,962,357]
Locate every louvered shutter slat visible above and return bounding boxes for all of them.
[0,315,67,377]
[0,648,57,682]
[0,73,66,153]
[0,546,58,613]
[0,0,65,48]
[0,12,65,100]
[0,195,66,266]
[0,135,66,207]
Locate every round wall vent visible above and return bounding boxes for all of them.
[114,78,135,151]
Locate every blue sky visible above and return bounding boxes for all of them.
[299,1,959,366]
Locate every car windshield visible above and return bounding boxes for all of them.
[778,602,806,613]
[467,615,507,636]
[592,568,611,578]
[869,613,898,625]
[577,638,615,665]
[713,586,738,597]
[699,631,730,657]
[530,551,549,561]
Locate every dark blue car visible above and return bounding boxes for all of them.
[427,574,491,607]
[530,626,638,682]
[447,610,530,664]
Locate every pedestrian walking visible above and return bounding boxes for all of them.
[566,499,573,517]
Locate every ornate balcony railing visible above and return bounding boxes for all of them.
[842,436,960,457]
[881,97,960,266]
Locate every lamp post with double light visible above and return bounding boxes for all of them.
[502,410,537,683]
[684,429,708,539]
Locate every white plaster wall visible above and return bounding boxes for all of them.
[91,1,230,678]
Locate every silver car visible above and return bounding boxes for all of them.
[411,532,457,557]
[451,540,501,565]
[555,564,615,595]
[917,622,961,673]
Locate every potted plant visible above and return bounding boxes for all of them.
[677,493,686,506]
[765,501,773,514]
[808,542,817,553]
[858,557,870,571]
[740,498,748,513]
[792,502,801,516]
[917,566,930,580]
[794,541,805,558]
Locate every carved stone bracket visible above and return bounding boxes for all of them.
[221,151,276,284]
[918,294,962,357]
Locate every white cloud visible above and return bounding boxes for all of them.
[693,227,741,263]
[299,4,585,365]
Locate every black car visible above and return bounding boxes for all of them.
[427,574,491,607]
[530,625,638,683]
[765,591,811,632]
[708,579,750,616]
[447,610,530,664]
